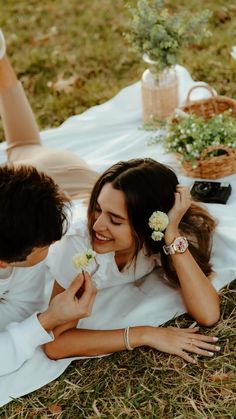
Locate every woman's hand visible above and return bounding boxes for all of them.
[164,185,191,244]
[140,326,220,364]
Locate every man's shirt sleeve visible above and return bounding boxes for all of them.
[0,313,54,376]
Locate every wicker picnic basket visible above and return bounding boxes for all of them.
[177,85,236,179]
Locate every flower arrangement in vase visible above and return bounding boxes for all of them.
[126,0,212,122]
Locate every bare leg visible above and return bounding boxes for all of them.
[0,56,42,158]
[0,48,98,200]
[0,56,17,88]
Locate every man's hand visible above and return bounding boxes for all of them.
[38,273,97,332]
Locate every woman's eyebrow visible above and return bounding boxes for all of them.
[96,200,127,220]
[108,211,126,221]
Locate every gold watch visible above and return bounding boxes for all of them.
[163,236,188,255]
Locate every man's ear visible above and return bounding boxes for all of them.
[0,260,9,268]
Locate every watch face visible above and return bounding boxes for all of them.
[174,237,188,253]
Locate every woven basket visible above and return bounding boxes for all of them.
[178,85,236,179]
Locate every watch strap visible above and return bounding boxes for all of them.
[163,242,176,255]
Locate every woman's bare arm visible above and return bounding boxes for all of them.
[164,185,220,326]
[44,325,221,364]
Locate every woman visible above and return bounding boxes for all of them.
[45,158,220,364]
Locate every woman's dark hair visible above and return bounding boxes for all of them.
[88,158,216,287]
[0,164,70,263]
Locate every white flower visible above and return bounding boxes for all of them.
[148,211,169,232]
[174,108,189,119]
[72,253,89,270]
[230,46,236,60]
[186,144,192,152]
[72,249,97,272]
[151,231,164,241]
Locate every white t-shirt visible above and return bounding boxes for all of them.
[0,260,53,376]
[0,260,47,330]
[48,218,159,290]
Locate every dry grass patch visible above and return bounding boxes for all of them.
[1,281,235,418]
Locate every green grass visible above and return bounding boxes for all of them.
[1,283,236,418]
[1,0,236,139]
[0,0,236,417]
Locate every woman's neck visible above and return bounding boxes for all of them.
[115,252,133,272]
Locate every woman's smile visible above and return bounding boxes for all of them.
[94,232,113,243]
[91,183,135,258]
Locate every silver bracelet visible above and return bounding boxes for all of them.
[124,326,134,351]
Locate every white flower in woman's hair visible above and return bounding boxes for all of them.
[230,46,236,60]
[72,249,97,272]
[148,210,169,242]
[149,211,169,232]
[151,231,164,241]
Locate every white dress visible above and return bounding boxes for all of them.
[47,218,160,291]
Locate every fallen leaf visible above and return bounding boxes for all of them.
[209,372,233,382]
[48,404,62,414]
[30,27,57,46]
[48,75,79,93]
[30,35,50,46]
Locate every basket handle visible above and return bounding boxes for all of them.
[186,84,216,104]
[200,145,234,161]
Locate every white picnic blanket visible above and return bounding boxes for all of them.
[0,65,235,407]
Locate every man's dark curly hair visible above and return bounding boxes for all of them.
[0,164,70,263]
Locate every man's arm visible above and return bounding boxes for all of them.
[0,273,96,376]
[0,313,54,376]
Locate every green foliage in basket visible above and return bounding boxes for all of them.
[126,0,212,79]
[164,110,236,167]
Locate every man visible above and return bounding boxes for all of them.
[0,164,97,376]
[0,31,97,375]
